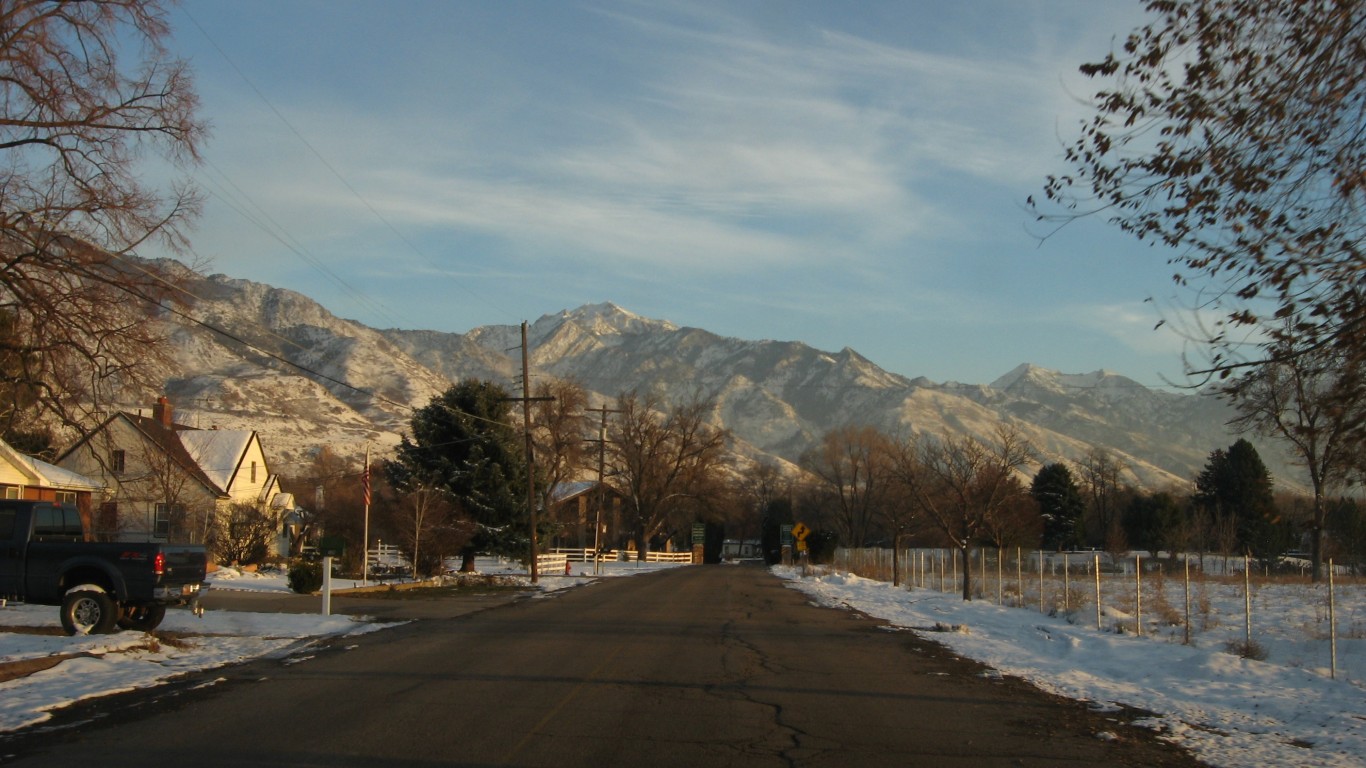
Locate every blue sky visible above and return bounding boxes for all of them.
[149,0,1195,388]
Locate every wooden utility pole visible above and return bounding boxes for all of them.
[507,322,554,584]
[521,322,538,583]
[585,405,622,576]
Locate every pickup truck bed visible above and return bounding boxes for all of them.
[1,500,207,634]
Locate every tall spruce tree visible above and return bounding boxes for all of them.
[1030,463,1084,551]
[389,381,531,572]
[1194,439,1287,567]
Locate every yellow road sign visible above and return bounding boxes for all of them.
[791,522,810,541]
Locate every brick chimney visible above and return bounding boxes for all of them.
[152,396,174,428]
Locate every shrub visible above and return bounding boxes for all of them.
[287,560,324,594]
[1223,638,1268,661]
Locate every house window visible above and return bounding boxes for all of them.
[251,461,257,483]
[154,503,170,537]
[55,491,76,504]
[111,450,125,473]
[1,485,19,499]
[153,503,184,538]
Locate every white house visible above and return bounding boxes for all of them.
[57,397,297,556]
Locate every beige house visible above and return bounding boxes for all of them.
[57,397,294,553]
[0,438,103,533]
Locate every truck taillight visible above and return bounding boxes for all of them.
[153,551,165,576]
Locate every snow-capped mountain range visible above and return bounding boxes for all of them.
[140,260,1280,489]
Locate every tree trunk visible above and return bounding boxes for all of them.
[460,550,477,573]
[634,530,648,562]
[960,546,972,601]
[1311,489,1325,583]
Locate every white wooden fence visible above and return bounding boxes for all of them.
[549,548,695,564]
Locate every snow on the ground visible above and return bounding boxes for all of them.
[776,565,1366,768]
[0,558,679,733]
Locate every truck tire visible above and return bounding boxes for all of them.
[117,603,167,632]
[60,589,120,635]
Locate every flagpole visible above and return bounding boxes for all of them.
[362,446,371,586]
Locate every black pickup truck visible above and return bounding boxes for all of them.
[0,500,207,634]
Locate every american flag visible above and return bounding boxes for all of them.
[362,461,371,507]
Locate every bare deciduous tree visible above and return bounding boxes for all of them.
[530,378,589,539]
[1226,343,1366,580]
[608,390,728,559]
[0,0,206,433]
[801,426,890,548]
[387,482,465,578]
[1078,447,1128,549]
[889,426,1034,601]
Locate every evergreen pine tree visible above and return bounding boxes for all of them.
[1030,463,1084,551]
[389,381,531,571]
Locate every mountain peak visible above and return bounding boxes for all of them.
[991,363,1142,397]
[546,303,678,336]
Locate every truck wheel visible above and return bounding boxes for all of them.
[117,603,167,632]
[60,589,120,635]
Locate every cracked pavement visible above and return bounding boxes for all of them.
[2,566,1204,767]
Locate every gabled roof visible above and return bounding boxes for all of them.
[121,413,227,496]
[0,439,102,491]
[548,480,622,504]
[59,411,229,498]
[179,429,255,492]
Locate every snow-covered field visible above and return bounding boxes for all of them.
[0,559,680,734]
[776,564,1366,768]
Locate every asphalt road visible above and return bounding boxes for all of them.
[1,566,1203,767]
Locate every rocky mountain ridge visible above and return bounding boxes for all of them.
[136,260,1277,490]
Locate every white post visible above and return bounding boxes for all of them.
[1064,552,1071,613]
[1184,556,1191,645]
[1135,554,1143,637]
[1094,554,1102,631]
[1038,551,1044,614]
[321,556,332,616]
[1329,559,1337,680]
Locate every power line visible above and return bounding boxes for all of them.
[179,6,513,326]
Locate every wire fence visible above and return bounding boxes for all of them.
[832,547,1360,680]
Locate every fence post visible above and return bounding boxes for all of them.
[1243,555,1252,651]
[979,549,986,600]
[1064,552,1071,613]
[1184,556,1191,646]
[996,548,1003,605]
[1135,553,1143,637]
[1015,547,1022,608]
[952,549,958,594]
[1094,554,1102,631]
[1330,558,1337,681]
[1038,550,1044,614]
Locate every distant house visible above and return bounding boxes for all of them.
[0,438,103,534]
[546,480,627,550]
[57,397,296,555]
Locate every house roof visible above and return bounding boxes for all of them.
[121,413,227,496]
[0,439,102,491]
[548,481,622,504]
[179,429,255,492]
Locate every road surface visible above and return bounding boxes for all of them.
[2,565,1202,767]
